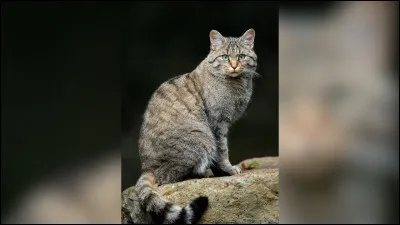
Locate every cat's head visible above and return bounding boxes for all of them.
[206,29,258,78]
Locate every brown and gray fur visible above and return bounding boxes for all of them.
[135,29,258,224]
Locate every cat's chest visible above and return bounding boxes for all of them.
[207,81,252,123]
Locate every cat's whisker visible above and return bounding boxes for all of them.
[243,69,261,78]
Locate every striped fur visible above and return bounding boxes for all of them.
[135,29,258,224]
[136,173,208,224]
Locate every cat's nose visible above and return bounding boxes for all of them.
[231,60,238,69]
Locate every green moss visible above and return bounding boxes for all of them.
[248,160,259,169]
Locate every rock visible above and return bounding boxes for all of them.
[122,157,279,224]
[237,156,279,170]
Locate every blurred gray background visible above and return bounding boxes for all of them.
[279,1,398,224]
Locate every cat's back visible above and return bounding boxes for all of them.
[141,73,205,131]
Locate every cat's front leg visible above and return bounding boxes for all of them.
[211,126,241,177]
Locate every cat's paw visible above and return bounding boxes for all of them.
[227,165,241,175]
[210,164,241,177]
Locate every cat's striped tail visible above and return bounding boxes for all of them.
[136,172,209,224]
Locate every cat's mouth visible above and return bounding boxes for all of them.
[226,69,244,78]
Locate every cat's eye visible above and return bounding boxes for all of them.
[222,55,230,61]
[238,54,246,60]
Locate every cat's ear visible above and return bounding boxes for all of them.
[210,30,226,50]
[240,29,255,49]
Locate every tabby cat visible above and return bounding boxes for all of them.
[135,29,258,224]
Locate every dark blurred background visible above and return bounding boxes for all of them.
[1,1,278,219]
[1,1,124,219]
[121,1,279,190]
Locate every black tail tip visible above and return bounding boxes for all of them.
[190,196,209,223]
[192,196,209,209]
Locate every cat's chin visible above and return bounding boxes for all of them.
[226,72,243,78]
